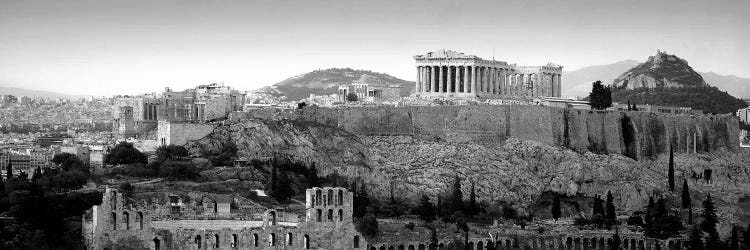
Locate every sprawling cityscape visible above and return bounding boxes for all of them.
[1,0,750,250]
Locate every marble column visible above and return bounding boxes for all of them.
[455,66,460,93]
[437,66,443,93]
[490,67,496,95]
[431,66,437,93]
[483,67,489,93]
[422,67,428,93]
[414,66,422,94]
[557,74,562,97]
[463,66,470,93]
[471,66,477,95]
[446,66,453,93]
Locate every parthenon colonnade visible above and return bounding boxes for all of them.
[413,50,562,99]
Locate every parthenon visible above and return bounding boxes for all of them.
[414,50,563,99]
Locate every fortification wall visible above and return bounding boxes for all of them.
[272,106,740,158]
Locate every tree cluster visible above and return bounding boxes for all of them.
[105,141,147,165]
[643,197,683,239]
[589,80,612,110]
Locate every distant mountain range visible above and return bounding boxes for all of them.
[0,85,89,99]
[257,68,414,101]
[563,60,750,99]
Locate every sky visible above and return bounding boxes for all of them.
[1,0,749,96]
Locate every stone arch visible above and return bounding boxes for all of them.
[398,245,405,250]
[123,211,130,230]
[476,241,483,250]
[408,244,414,250]
[304,234,310,249]
[195,235,202,248]
[630,239,636,250]
[287,232,293,246]
[640,240,646,250]
[328,189,334,205]
[316,189,322,206]
[111,212,117,230]
[253,233,258,247]
[379,246,386,250]
[438,242,444,249]
[354,235,360,248]
[316,209,322,222]
[338,209,344,222]
[467,241,473,250]
[231,234,237,248]
[152,237,160,250]
[265,210,277,225]
[214,234,220,248]
[327,209,333,222]
[338,189,344,206]
[137,212,144,230]
[418,243,425,250]
[269,233,276,246]
[507,239,513,249]
[388,246,395,250]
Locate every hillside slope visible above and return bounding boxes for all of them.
[610,51,747,114]
[258,68,414,101]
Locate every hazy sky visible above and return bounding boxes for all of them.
[1,0,749,96]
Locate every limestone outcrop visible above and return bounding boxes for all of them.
[612,50,707,90]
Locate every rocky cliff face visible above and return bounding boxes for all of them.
[612,51,707,90]
[185,116,749,228]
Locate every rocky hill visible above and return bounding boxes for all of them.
[612,51,707,89]
[257,68,414,101]
[563,59,750,99]
[185,111,750,235]
[609,51,747,114]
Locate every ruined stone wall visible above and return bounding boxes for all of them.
[158,121,218,146]
[284,106,739,158]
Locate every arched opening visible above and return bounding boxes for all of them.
[269,233,276,246]
[316,209,322,222]
[398,245,404,250]
[123,212,130,230]
[379,246,386,250]
[153,238,160,250]
[111,212,117,230]
[253,234,258,247]
[213,201,218,213]
[353,235,360,248]
[467,242,473,250]
[477,241,483,250]
[327,209,333,222]
[231,234,237,248]
[338,209,344,221]
[315,190,322,206]
[338,190,344,206]
[408,245,415,250]
[641,240,646,250]
[566,237,573,249]
[508,239,513,249]
[328,189,334,205]
[195,235,202,248]
[704,169,713,184]
[418,244,425,250]
[214,234,219,248]
[624,238,629,249]
[287,232,293,246]
[388,246,395,250]
[137,212,144,229]
[269,211,277,225]
[591,238,597,249]
[112,191,117,208]
[438,243,444,249]
[631,239,636,250]
[304,235,310,249]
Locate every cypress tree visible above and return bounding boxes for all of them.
[668,145,675,191]
[552,193,561,220]
[682,179,691,208]
[5,160,12,179]
[606,191,616,221]
[729,225,739,250]
[436,196,442,218]
[688,225,705,250]
[701,194,720,248]
[418,195,436,222]
[744,224,750,250]
[269,163,277,194]
[31,166,42,183]
[450,175,463,214]
[274,171,292,201]
[593,195,604,216]
[611,228,621,250]
[645,197,655,236]
[467,182,478,216]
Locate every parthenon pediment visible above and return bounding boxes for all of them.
[414,49,479,60]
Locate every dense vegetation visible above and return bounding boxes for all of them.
[611,86,747,114]
[0,154,102,249]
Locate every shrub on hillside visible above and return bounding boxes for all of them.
[105,142,147,165]
[157,161,199,179]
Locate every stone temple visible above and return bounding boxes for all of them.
[414,50,563,99]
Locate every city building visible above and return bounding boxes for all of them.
[337,81,401,103]
[737,107,750,125]
[413,49,563,99]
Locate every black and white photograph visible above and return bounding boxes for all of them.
[0,0,749,249]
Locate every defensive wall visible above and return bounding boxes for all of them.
[157,120,217,147]
[230,105,739,159]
